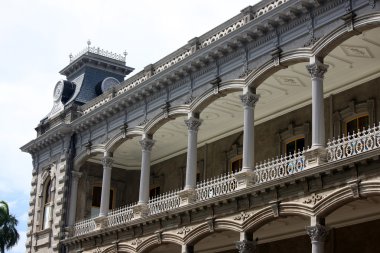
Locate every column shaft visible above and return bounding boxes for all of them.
[99,156,113,217]
[307,59,328,148]
[240,92,259,171]
[184,116,201,189]
[68,171,82,226]
[138,137,155,204]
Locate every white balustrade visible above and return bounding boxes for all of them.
[73,218,96,236]
[254,150,306,184]
[196,173,237,201]
[327,123,380,162]
[148,189,181,215]
[107,203,135,227]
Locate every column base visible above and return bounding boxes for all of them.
[234,169,255,190]
[235,239,256,253]
[94,216,108,230]
[132,203,149,219]
[305,146,327,169]
[179,188,197,206]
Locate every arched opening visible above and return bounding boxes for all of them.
[323,195,380,253]
[144,243,181,253]
[193,230,240,252]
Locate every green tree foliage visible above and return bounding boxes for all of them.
[0,201,19,253]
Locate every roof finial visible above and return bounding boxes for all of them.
[87,40,91,49]
[123,50,128,58]
[69,53,73,62]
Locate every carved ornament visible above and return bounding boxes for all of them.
[306,62,329,79]
[233,211,251,222]
[139,138,155,151]
[306,224,328,242]
[239,93,260,108]
[303,193,323,205]
[185,117,202,131]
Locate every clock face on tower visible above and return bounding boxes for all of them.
[53,80,64,102]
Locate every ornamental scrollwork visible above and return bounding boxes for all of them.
[303,193,323,205]
[239,93,260,108]
[233,211,251,222]
[177,226,191,236]
[131,238,143,246]
[185,117,202,131]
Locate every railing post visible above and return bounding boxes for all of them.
[305,56,329,168]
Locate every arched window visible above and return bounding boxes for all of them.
[42,179,52,230]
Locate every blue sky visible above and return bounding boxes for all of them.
[0,0,259,252]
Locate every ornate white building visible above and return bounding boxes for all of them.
[22,0,380,252]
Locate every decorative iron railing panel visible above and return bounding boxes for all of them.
[196,173,237,202]
[148,189,181,215]
[107,203,135,227]
[254,150,306,184]
[327,124,380,162]
[73,218,96,236]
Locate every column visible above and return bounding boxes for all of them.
[234,89,259,190]
[68,171,82,227]
[94,153,113,229]
[236,231,256,253]
[99,154,113,217]
[305,57,329,167]
[306,57,328,149]
[133,135,155,218]
[179,113,202,206]
[181,245,194,253]
[306,220,328,253]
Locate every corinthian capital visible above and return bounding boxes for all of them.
[101,156,114,169]
[235,240,256,253]
[185,117,202,131]
[306,61,329,79]
[139,138,155,151]
[240,92,260,108]
[306,224,328,242]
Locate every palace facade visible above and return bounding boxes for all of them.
[22,0,380,252]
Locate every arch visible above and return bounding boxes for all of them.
[243,204,312,232]
[189,79,245,114]
[137,234,183,253]
[245,49,311,90]
[73,144,106,169]
[244,12,380,90]
[313,13,380,58]
[102,244,134,253]
[183,220,241,246]
[105,127,144,153]
[144,80,244,135]
[314,180,380,217]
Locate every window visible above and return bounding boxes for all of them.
[42,180,52,230]
[230,155,242,173]
[346,114,369,135]
[91,186,114,217]
[285,137,305,155]
[149,186,161,198]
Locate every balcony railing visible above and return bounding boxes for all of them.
[71,123,380,237]
[327,123,380,162]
